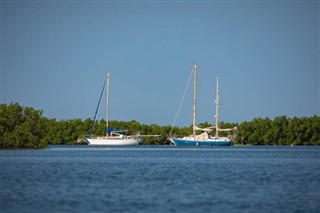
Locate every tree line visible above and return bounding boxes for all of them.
[237,116,320,145]
[0,103,319,149]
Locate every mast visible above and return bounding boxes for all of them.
[215,77,220,137]
[193,63,197,137]
[106,72,110,136]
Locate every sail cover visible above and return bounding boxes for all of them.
[106,127,127,133]
[195,126,214,133]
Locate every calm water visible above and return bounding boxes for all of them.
[1,146,320,213]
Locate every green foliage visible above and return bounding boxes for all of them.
[235,115,320,146]
[0,103,48,149]
[1,103,319,148]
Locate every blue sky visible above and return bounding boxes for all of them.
[1,0,319,126]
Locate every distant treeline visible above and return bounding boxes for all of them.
[0,103,319,149]
[237,116,320,146]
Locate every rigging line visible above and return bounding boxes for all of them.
[169,66,194,136]
[89,78,107,136]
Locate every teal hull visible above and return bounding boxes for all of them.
[172,138,232,146]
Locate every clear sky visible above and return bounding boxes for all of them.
[1,0,319,126]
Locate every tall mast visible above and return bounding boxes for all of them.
[215,77,220,137]
[106,72,110,136]
[193,63,197,137]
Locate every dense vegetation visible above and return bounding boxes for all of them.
[0,103,48,149]
[237,116,320,145]
[1,103,319,149]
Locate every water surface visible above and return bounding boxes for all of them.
[1,146,320,212]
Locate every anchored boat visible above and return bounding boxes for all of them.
[84,73,141,146]
[169,63,236,146]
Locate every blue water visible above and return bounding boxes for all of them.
[1,146,320,213]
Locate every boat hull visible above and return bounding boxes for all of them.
[85,137,139,146]
[171,138,232,146]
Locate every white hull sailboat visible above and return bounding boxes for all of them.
[84,73,140,146]
[169,63,235,146]
[85,136,140,146]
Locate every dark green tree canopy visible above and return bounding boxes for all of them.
[1,103,319,149]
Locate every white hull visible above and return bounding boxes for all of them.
[85,136,139,146]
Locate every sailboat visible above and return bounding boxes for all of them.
[169,63,235,146]
[84,73,141,146]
